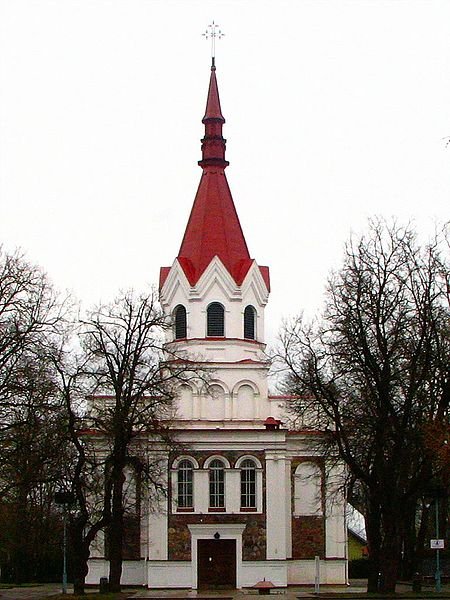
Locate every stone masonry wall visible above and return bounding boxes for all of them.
[291,515,325,559]
[168,513,266,561]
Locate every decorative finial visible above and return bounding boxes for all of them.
[202,21,224,68]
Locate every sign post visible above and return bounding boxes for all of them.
[431,497,442,593]
[314,556,320,594]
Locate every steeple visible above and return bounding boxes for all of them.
[160,63,270,292]
[198,63,229,169]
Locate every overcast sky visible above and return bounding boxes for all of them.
[1,0,449,344]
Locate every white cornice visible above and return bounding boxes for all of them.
[159,259,192,308]
[241,262,270,306]
[160,257,269,308]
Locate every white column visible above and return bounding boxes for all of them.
[226,468,240,512]
[148,452,169,560]
[194,469,209,513]
[265,451,288,559]
[284,456,292,558]
[148,508,168,560]
[325,463,346,559]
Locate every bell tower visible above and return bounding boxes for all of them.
[159,62,271,423]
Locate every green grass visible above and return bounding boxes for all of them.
[0,582,44,589]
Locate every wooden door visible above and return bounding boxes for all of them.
[197,539,236,589]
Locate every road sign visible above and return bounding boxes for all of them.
[430,539,445,549]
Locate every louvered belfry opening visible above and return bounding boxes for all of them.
[244,305,256,340]
[174,305,187,339]
[207,302,224,336]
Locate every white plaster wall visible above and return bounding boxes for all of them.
[172,362,271,424]
[265,452,288,560]
[85,560,146,586]
[193,469,209,513]
[225,468,241,512]
[121,561,146,586]
[285,456,292,559]
[287,559,347,585]
[86,559,108,585]
[147,561,192,588]
[294,462,323,516]
[239,561,287,587]
[89,530,105,558]
[325,465,347,560]
[148,509,168,560]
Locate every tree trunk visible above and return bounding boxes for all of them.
[378,504,403,593]
[108,473,125,592]
[399,499,419,579]
[379,540,400,593]
[13,488,30,584]
[365,496,382,593]
[69,524,91,596]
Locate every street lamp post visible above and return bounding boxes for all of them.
[55,491,75,595]
[434,497,441,593]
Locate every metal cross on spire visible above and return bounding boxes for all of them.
[202,21,224,67]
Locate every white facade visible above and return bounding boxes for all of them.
[86,251,347,588]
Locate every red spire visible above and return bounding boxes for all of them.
[198,64,229,169]
[203,63,224,121]
[159,64,270,291]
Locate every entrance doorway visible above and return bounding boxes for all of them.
[197,539,236,588]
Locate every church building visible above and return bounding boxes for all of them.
[87,60,347,589]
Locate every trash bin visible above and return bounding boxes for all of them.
[99,577,109,594]
[412,572,422,593]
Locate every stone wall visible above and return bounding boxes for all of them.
[291,515,325,559]
[168,513,266,561]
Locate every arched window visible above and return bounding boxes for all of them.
[240,459,256,509]
[207,303,225,337]
[174,305,187,339]
[209,459,225,508]
[177,459,194,509]
[244,305,256,340]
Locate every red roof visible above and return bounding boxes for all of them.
[160,65,270,291]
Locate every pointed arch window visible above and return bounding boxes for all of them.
[177,459,194,509]
[174,305,187,339]
[207,302,225,337]
[240,459,257,509]
[244,305,256,340]
[209,459,225,509]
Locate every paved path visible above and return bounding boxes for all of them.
[127,579,449,598]
[1,580,449,600]
[0,584,62,600]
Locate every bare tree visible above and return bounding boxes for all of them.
[0,248,70,583]
[0,247,64,417]
[0,356,69,583]
[79,288,197,592]
[278,220,450,592]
